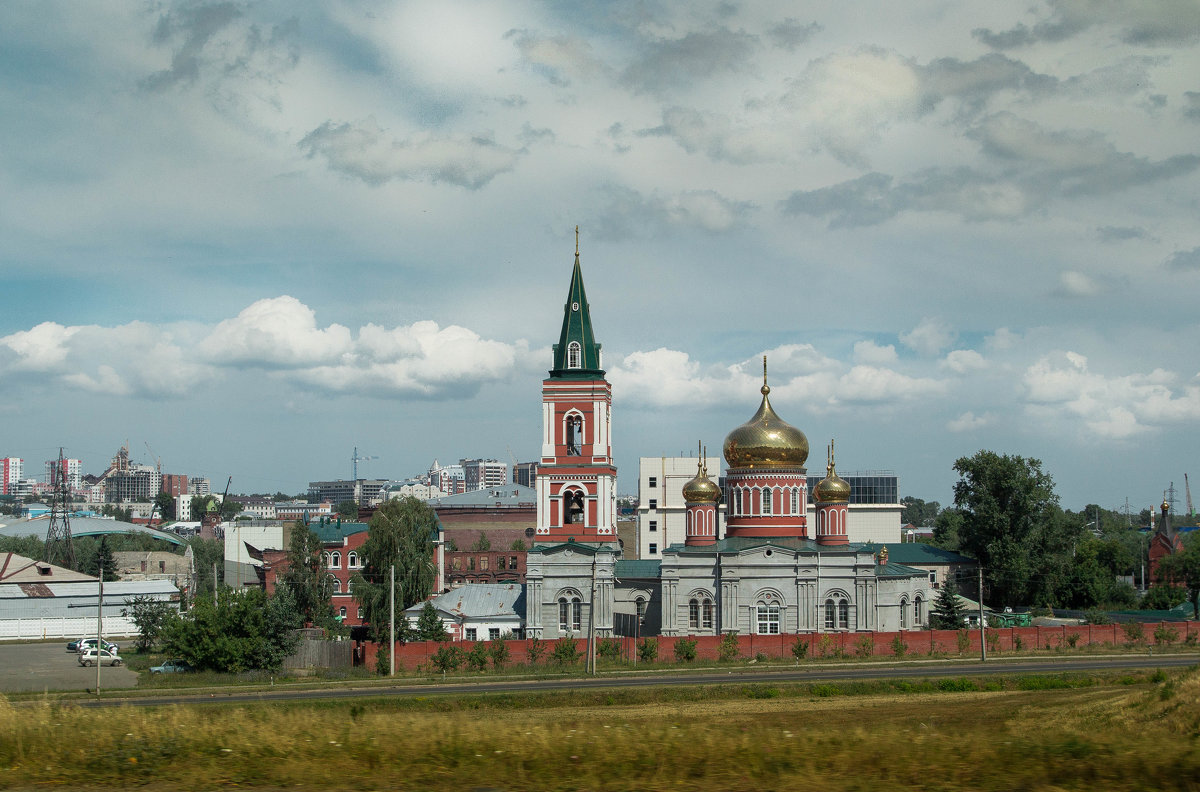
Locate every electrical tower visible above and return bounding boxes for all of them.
[44,447,76,570]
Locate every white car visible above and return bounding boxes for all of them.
[79,648,123,667]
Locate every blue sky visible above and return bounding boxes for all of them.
[2,1,1199,512]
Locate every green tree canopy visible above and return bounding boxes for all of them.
[161,587,301,673]
[416,601,448,642]
[278,521,338,631]
[900,496,941,527]
[471,531,491,552]
[153,491,176,522]
[335,499,359,518]
[952,451,1067,607]
[353,496,438,641]
[1157,542,1200,619]
[929,584,965,629]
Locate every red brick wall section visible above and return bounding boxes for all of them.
[359,620,1193,672]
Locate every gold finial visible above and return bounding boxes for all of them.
[696,440,704,474]
[575,225,579,256]
[761,355,770,396]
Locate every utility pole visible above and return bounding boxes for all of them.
[389,564,396,677]
[587,557,597,675]
[213,562,218,606]
[978,566,986,663]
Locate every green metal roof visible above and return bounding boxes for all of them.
[869,543,974,565]
[311,520,370,543]
[874,561,929,578]
[549,247,604,378]
[615,559,661,579]
[670,537,875,555]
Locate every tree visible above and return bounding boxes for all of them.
[931,507,963,551]
[278,521,337,631]
[335,499,359,518]
[187,536,224,600]
[900,496,940,527]
[353,496,438,641]
[471,531,491,552]
[81,535,119,581]
[416,601,448,642]
[123,595,178,652]
[161,587,301,673]
[153,491,176,522]
[952,451,1065,607]
[929,584,965,629]
[1157,543,1200,619]
[510,539,527,552]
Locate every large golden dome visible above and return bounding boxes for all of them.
[682,450,721,503]
[814,441,850,503]
[723,359,809,469]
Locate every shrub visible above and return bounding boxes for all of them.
[674,637,699,663]
[718,632,740,662]
[854,635,874,658]
[791,635,809,661]
[526,637,546,665]
[636,637,659,663]
[1083,608,1111,625]
[754,652,769,663]
[1013,634,1025,651]
[1066,633,1081,648]
[985,630,1001,653]
[466,641,490,672]
[552,637,582,665]
[890,634,908,657]
[489,640,510,670]
[597,637,622,660]
[816,634,837,658]
[1030,604,1055,618]
[430,644,463,673]
[1186,633,1197,647]
[956,629,971,655]
[375,643,390,675]
[1153,624,1179,646]
[1121,621,1146,645]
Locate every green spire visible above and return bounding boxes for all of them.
[550,226,604,378]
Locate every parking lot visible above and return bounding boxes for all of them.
[0,640,139,693]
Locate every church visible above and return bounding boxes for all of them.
[523,241,930,639]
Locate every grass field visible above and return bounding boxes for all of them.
[2,667,1198,790]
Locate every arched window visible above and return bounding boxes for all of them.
[330,551,341,569]
[338,606,347,619]
[567,341,581,369]
[558,596,582,632]
[899,598,909,629]
[347,552,358,568]
[756,603,780,634]
[635,596,647,622]
[838,600,849,629]
[566,413,583,455]
[824,599,835,630]
[571,597,582,631]
[688,599,699,629]
[563,489,584,525]
[346,579,354,595]
[761,487,772,515]
[702,598,714,629]
[331,577,341,594]
[914,596,924,625]
[790,488,800,515]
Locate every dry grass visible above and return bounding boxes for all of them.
[1,669,1198,791]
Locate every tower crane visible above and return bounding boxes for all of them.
[351,447,378,481]
[1187,473,1195,520]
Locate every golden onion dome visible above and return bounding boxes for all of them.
[723,358,809,469]
[682,449,721,504]
[814,441,850,503]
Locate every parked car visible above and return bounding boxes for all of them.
[149,659,194,674]
[79,648,122,667]
[76,638,119,655]
[66,637,87,652]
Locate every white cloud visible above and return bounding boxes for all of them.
[1023,351,1200,439]
[947,411,993,432]
[0,322,79,371]
[941,349,987,373]
[853,340,898,365]
[201,296,352,369]
[1058,270,1102,297]
[900,317,955,356]
[832,365,946,404]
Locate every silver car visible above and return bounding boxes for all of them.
[78,648,123,666]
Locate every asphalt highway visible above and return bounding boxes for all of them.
[74,651,1199,708]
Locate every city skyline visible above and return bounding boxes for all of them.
[2,2,1198,511]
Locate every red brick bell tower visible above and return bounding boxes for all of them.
[535,229,617,542]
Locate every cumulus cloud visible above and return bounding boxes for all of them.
[0,322,79,371]
[1056,270,1103,297]
[300,119,520,189]
[853,340,898,365]
[1024,351,1200,439]
[765,18,822,51]
[947,411,993,432]
[504,28,608,86]
[622,28,759,94]
[200,296,352,368]
[594,184,755,238]
[1166,247,1200,271]
[900,318,955,357]
[973,0,1200,49]
[942,349,987,373]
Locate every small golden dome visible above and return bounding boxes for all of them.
[682,447,721,503]
[723,357,808,469]
[814,440,850,503]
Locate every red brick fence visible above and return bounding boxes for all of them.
[363,620,1196,672]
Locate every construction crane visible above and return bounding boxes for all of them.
[144,441,161,473]
[351,447,378,481]
[1187,473,1195,520]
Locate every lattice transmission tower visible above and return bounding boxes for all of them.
[44,447,76,569]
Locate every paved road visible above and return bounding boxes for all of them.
[72,651,1200,708]
[0,641,138,693]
